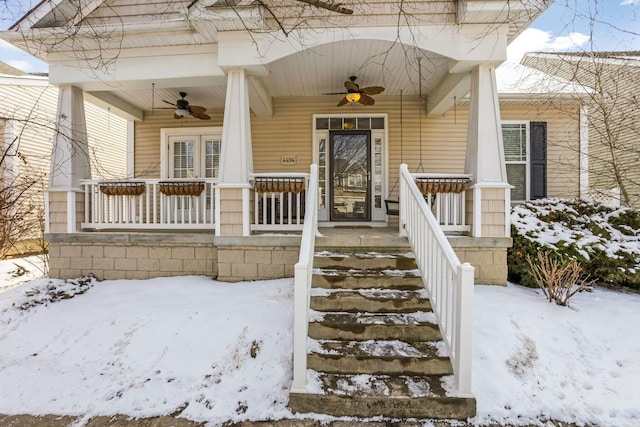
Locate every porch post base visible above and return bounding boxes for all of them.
[216,184,252,236]
[46,189,84,233]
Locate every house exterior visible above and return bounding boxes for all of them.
[0,62,128,257]
[494,62,589,204]
[522,51,640,207]
[0,0,562,286]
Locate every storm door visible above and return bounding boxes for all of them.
[330,131,371,221]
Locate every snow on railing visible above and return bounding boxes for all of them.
[81,178,218,229]
[291,164,319,393]
[412,173,471,232]
[399,164,475,397]
[250,172,310,232]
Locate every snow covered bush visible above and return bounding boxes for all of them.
[509,199,640,289]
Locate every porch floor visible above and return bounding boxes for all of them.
[316,227,411,249]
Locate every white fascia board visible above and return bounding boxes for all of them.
[218,24,509,67]
[2,20,199,59]
[47,45,223,89]
[459,0,549,23]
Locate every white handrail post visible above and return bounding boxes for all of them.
[291,262,309,393]
[290,164,318,394]
[455,262,475,397]
[399,163,408,237]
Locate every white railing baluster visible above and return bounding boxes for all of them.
[249,172,310,232]
[80,178,218,230]
[400,164,474,399]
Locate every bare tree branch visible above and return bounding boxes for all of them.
[294,0,353,15]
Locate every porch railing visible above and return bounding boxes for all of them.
[291,164,319,393]
[250,172,310,232]
[399,164,475,398]
[411,173,471,232]
[81,178,218,229]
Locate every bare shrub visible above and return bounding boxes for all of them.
[526,252,595,306]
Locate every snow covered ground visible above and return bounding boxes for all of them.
[0,259,639,426]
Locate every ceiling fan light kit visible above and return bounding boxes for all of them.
[345,92,361,103]
[175,108,190,117]
[161,91,211,120]
[324,76,385,107]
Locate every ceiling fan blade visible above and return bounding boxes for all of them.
[189,105,207,114]
[337,97,349,107]
[162,99,177,107]
[323,92,347,95]
[192,112,211,120]
[359,94,375,106]
[344,80,359,92]
[361,86,385,96]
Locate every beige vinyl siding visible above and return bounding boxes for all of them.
[0,81,128,181]
[0,82,57,180]
[500,105,581,200]
[134,96,469,198]
[252,96,468,200]
[85,102,128,179]
[523,55,640,206]
[132,98,580,201]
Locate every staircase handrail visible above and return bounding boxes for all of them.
[290,163,319,393]
[399,163,475,398]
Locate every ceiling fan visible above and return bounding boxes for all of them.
[325,76,385,107]
[162,92,211,120]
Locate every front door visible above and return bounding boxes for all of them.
[330,131,371,221]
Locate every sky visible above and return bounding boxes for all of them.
[0,0,639,73]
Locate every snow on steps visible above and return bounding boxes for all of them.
[289,249,476,420]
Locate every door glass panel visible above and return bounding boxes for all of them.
[331,132,370,221]
[173,140,195,178]
[204,139,221,178]
[318,137,327,208]
[374,137,382,209]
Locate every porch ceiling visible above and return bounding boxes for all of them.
[87,39,449,117]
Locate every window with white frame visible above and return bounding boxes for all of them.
[161,128,222,179]
[502,121,547,201]
[502,122,529,201]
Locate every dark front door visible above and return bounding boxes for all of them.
[330,131,371,221]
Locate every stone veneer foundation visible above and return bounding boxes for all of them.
[46,233,511,285]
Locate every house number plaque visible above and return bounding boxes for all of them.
[280,156,297,166]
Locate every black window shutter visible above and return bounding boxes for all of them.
[529,121,547,199]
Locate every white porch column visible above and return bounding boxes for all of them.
[465,64,511,238]
[48,85,91,233]
[216,67,254,236]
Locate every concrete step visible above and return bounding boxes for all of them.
[310,288,431,313]
[289,373,475,419]
[308,311,441,341]
[307,339,452,375]
[312,270,423,290]
[314,251,417,270]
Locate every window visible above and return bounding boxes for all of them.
[502,121,547,201]
[502,122,528,201]
[161,128,222,179]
